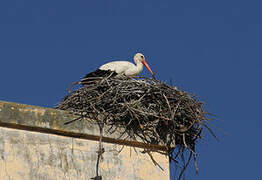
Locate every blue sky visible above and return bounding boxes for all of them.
[0,0,262,179]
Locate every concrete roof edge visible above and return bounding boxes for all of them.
[0,100,167,152]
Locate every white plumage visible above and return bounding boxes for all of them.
[99,53,154,76]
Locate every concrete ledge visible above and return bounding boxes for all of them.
[0,100,169,180]
[0,101,167,152]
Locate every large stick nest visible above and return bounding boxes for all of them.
[56,76,216,178]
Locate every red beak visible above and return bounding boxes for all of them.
[142,59,154,76]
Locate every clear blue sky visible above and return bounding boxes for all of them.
[0,0,261,179]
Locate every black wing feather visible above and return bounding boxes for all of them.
[81,69,117,85]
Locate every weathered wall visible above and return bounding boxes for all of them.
[0,101,169,180]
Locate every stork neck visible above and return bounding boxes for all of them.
[136,61,144,71]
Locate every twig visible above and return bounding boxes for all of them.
[64,116,82,125]
[67,81,80,93]
[178,151,193,180]
[95,122,105,177]
[147,151,164,171]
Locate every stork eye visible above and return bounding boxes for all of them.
[141,55,144,59]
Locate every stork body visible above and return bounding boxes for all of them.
[81,53,154,84]
[100,60,143,76]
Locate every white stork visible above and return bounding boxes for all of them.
[81,53,155,84]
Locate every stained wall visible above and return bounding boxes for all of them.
[0,101,169,180]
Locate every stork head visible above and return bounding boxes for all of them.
[134,53,154,76]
